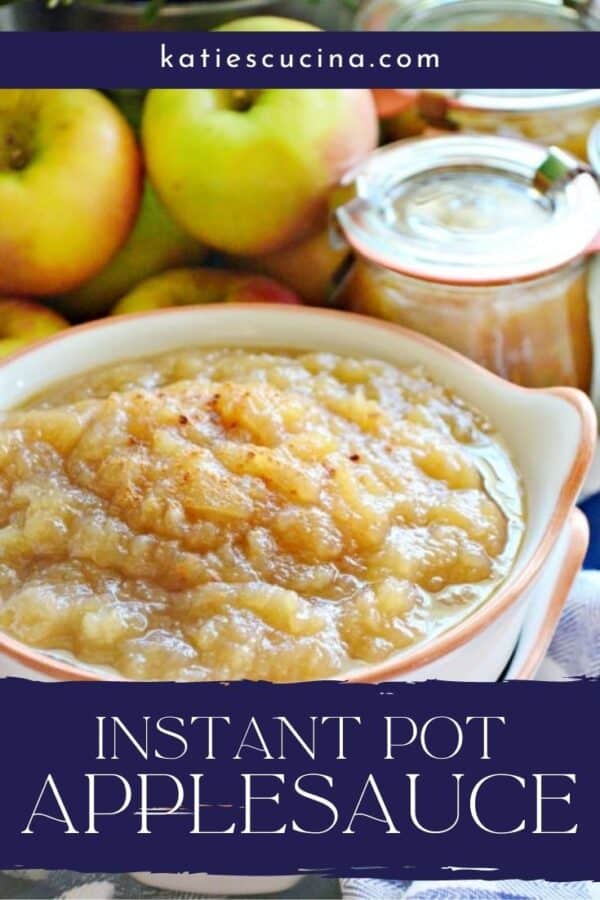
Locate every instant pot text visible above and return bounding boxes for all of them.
[21,713,577,838]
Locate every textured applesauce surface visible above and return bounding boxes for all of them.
[0,349,524,680]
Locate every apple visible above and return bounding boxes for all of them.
[142,84,378,256]
[373,90,452,141]
[0,299,69,358]
[0,89,141,297]
[57,182,207,321]
[105,89,146,132]
[230,226,352,306]
[370,89,429,141]
[111,267,302,315]
[216,15,320,32]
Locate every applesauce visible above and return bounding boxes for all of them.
[0,347,523,681]
[337,135,600,393]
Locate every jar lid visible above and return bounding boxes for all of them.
[336,135,600,285]
[368,0,599,30]
[590,122,600,174]
[438,88,600,113]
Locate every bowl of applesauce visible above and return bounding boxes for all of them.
[0,304,594,686]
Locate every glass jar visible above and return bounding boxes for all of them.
[356,0,599,31]
[376,90,600,159]
[424,90,600,161]
[336,134,600,392]
[357,0,600,155]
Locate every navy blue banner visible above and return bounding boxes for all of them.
[0,677,598,880]
[0,32,598,88]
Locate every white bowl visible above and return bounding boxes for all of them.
[0,304,594,684]
[131,871,304,895]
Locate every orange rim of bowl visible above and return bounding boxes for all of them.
[0,303,595,683]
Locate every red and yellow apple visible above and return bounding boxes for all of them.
[0,89,141,296]
[231,227,352,306]
[58,182,207,321]
[371,89,429,140]
[142,85,378,256]
[0,299,69,357]
[111,267,302,315]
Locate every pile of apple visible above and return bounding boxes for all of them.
[0,28,380,357]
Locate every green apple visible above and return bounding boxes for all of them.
[0,299,69,357]
[0,90,141,296]
[57,182,207,321]
[142,85,378,256]
[111,267,302,315]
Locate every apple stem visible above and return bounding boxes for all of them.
[230,90,254,112]
[3,131,29,171]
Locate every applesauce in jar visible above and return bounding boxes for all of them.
[337,135,600,392]
[370,88,600,160]
[0,347,523,681]
[590,121,600,174]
